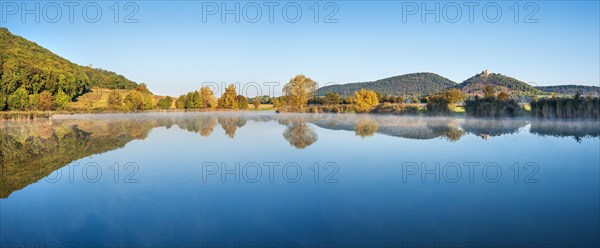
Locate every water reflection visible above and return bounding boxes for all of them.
[1,112,598,198]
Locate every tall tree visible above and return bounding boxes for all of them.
[236,95,248,109]
[283,75,317,111]
[218,84,238,109]
[199,86,217,108]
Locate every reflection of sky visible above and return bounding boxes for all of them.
[1,114,599,247]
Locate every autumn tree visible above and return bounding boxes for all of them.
[37,91,55,111]
[253,96,261,109]
[353,89,379,113]
[323,92,341,105]
[483,85,496,98]
[237,95,248,109]
[497,92,510,101]
[199,86,217,109]
[283,75,317,111]
[124,91,145,110]
[412,96,419,104]
[395,96,404,104]
[218,84,238,109]
[107,90,123,109]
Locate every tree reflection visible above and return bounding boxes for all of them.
[283,120,318,149]
[355,118,379,138]
[427,119,465,142]
[218,116,246,138]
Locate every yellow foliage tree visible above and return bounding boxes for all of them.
[283,75,317,111]
[218,84,238,109]
[353,89,379,113]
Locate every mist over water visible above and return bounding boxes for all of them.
[1,112,599,247]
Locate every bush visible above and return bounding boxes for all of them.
[157,96,173,110]
[530,97,599,119]
[371,103,418,115]
[465,96,523,117]
[8,88,29,110]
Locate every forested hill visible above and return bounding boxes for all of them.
[0,28,138,108]
[535,85,600,96]
[315,73,457,96]
[456,72,541,95]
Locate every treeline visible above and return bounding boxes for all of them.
[530,94,600,119]
[464,86,523,117]
[0,28,138,111]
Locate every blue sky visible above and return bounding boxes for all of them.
[1,1,599,96]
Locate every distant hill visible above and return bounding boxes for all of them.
[0,28,137,104]
[535,85,600,96]
[456,72,541,96]
[315,73,457,96]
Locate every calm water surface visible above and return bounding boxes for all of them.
[1,112,599,247]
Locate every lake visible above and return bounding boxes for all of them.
[1,112,599,248]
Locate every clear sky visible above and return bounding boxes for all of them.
[1,1,599,96]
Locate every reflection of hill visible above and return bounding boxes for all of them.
[530,120,600,142]
[308,115,442,140]
[461,118,528,139]
[0,119,156,198]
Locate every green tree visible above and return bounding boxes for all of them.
[157,96,173,110]
[483,85,496,98]
[323,92,341,105]
[443,88,466,107]
[0,93,6,110]
[143,93,154,110]
[107,90,123,109]
[191,91,201,108]
[8,88,29,110]
[175,95,186,109]
[283,75,317,111]
[218,84,238,109]
[353,89,379,113]
[54,89,71,110]
[124,90,145,111]
[237,95,248,109]
[184,92,194,109]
